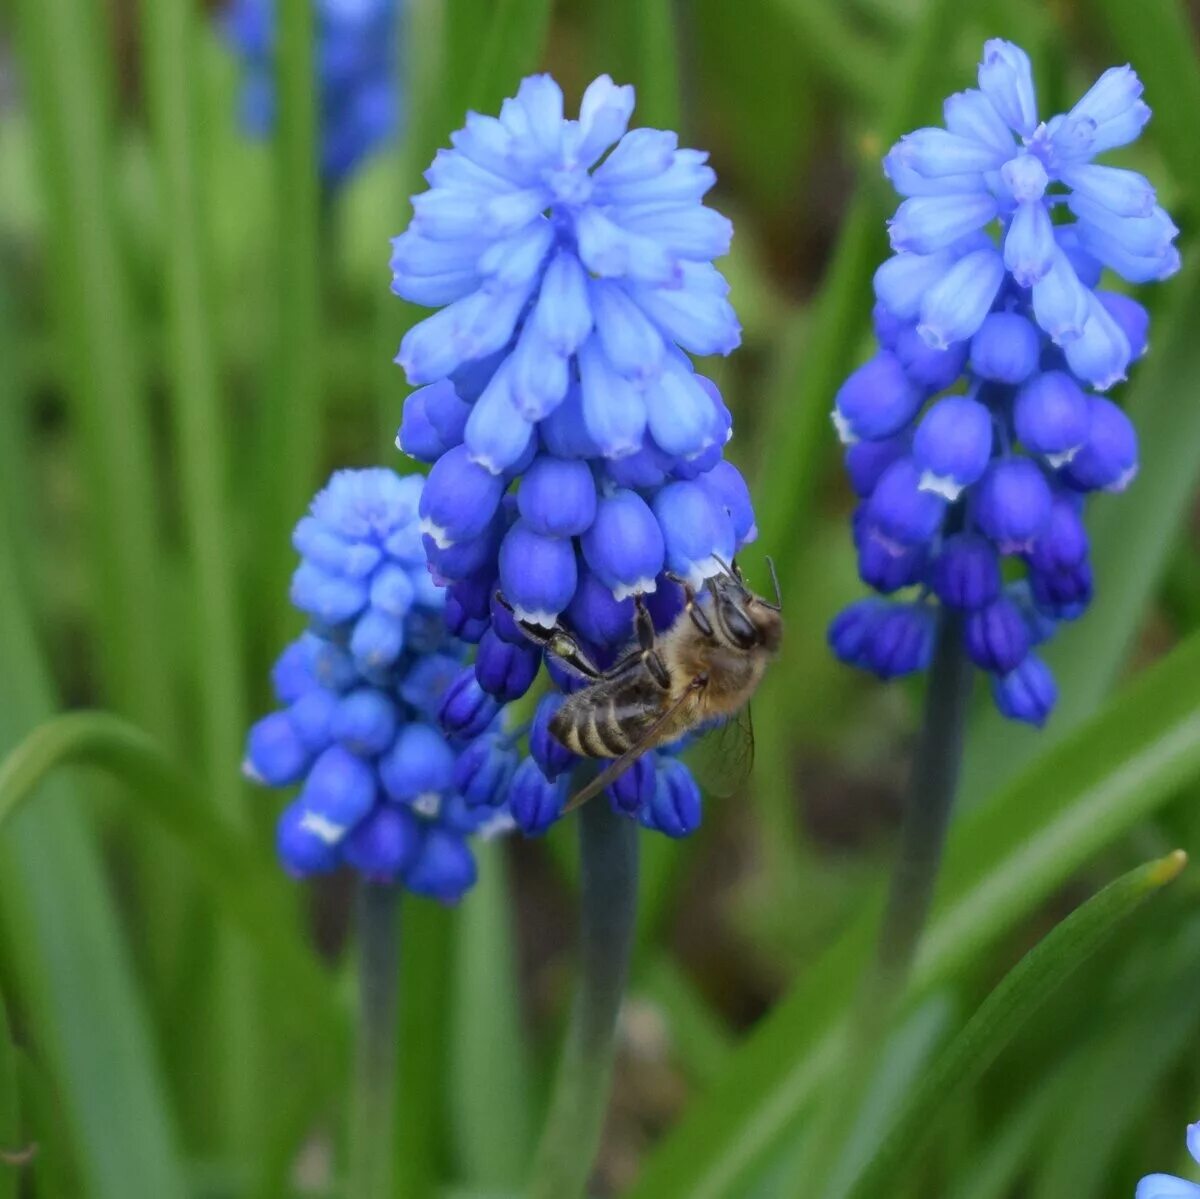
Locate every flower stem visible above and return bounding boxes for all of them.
[866,608,973,1014]
[527,800,639,1199]
[348,881,402,1199]
[799,609,973,1196]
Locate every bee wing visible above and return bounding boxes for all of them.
[678,704,756,799]
[562,678,706,815]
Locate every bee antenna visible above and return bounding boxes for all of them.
[711,554,741,585]
[763,556,783,611]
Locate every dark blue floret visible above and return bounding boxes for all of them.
[244,469,518,902]
[828,39,1177,725]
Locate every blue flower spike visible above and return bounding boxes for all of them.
[829,40,1178,725]
[221,0,400,186]
[1135,1120,1200,1198]
[246,469,518,902]
[391,74,757,835]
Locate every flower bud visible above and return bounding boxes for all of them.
[379,723,456,805]
[864,459,947,550]
[299,745,378,836]
[438,666,501,738]
[991,654,1057,726]
[1061,396,1138,492]
[832,353,923,443]
[653,480,736,588]
[581,489,665,601]
[420,444,506,547]
[970,312,1040,383]
[331,689,400,757]
[1013,371,1090,465]
[531,693,578,779]
[607,754,656,814]
[342,806,421,882]
[912,396,993,500]
[499,520,578,626]
[929,533,1001,610]
[509,758,566,835]
[276,800,340,876]
[964,596,1031,673]
[406,829,477,902]
[452,733,517,808]
[245,712,311,786]
[518,455,598,537]
[644,759,702,838]
[975,458,1052,553]
[864,603,935,679]
[474,626,541,701]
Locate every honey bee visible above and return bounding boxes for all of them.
[498,558,783,811]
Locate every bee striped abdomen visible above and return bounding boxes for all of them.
[551,673,664,759]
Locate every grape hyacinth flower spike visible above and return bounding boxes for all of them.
[830,39,1179,726]
[1136,1122,1200,1198]
[244,468,516,903]
[221,0,399,185]
[392,72,756,837]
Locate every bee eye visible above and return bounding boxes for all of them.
[720,600,758,649]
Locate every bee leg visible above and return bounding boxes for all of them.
[666,572,715,640]
[634,596,672,690]
[494,592,604,680]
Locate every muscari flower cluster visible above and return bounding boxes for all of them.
[1136,1121,1200,1198]
[828,40,1179,725]
[221,0,398,185]
[391,73,753,836]
[244,469,516,903]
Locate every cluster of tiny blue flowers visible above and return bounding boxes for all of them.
[829,40,1179,725]
[391,73,752,834]
[244,469,516,903]
[221,0,398,185]
[1136,1121,1200,1198]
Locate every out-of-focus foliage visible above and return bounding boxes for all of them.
[1,0,1199,1196]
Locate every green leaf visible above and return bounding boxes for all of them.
[9,0,174,738]
[449,844,533,1188]
[0,993,18,1199]
[255,0,321,660]
[0,713,344,1050]
[137,0,261,1152]
[843,852,1186,1199]
[1029,920,1200,1199]
[946,1064,1073,1199]
[396,900,457,1198]
[472,0,554,116]
[13,1046,78,1199]
[589,0,681,131]
[630,630,1200,1199]
[0,609,189,1199]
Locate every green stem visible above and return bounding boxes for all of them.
[528,801,639,1199]
[867,610,974,1012]
[348,883,402,1199]
[799,608,973,1196]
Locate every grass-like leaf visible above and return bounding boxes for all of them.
[630,629,1200,1198]
[843,852,1186,1199]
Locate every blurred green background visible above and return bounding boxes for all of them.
[3,0,1200,1196]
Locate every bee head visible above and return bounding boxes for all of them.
[708,557,783,654]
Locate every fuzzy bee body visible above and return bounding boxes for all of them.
[545,566,783,795]
[550,605,776,759]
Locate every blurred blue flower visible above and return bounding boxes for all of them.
[246,468,516,902]
[829,41,1178,725]
[390,74,748,834]
[221,0,399,185]
[1136,1122,1200,1198]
